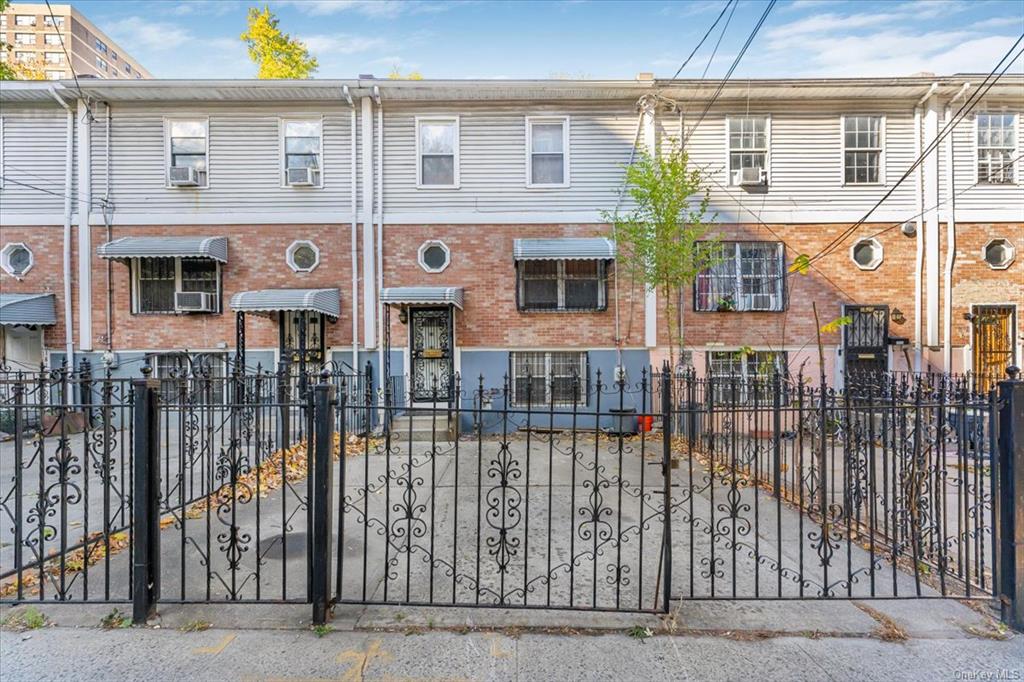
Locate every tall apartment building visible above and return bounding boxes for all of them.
[0,75,1020,410]
[1,3,150,81]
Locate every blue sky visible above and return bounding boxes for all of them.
[81,0,1024,80]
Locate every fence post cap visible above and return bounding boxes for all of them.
[1007,365,1021,381]
[140,362,152,378]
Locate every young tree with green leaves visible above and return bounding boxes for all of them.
[387,66,423,80]
[601,141,720,369]
[241,6,318,79]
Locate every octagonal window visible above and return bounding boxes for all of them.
[1,242,34,277]
[983,238,1015,270]
[286,240,320,273]
[418,240,450,273]
[851,238,883,271]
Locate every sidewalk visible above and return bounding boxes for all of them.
[2,599,1020,681]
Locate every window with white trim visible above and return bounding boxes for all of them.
[94,38,107,54]
[45,70,63,80]
[517,259,607,312]
[977,113,1016,184]
[728,116,768,185]
[43,15,62,27]
[416,117,458,187]
[708,350,787,405]
[14,52,32,63]
[14,33,35,45]
[133,258,220,314]
[843,115,883,184]
[44,34,61,45]
[167,119,208,187]
[15,15,36,27]
[1,243,34,277]
[510,351,588,406]
[281,118,322,187]
[95,56,107,71]
[695,242,784,312]
[44,52,61,64]
[526,117,569,186]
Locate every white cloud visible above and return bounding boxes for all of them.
[104,17,194,52]
[971,16,1024,30]
[277,0,458,18]
[300,34,387,54]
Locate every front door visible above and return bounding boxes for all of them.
[843,304,889,375]
[410,307,453,402]
[972,304,1016,393]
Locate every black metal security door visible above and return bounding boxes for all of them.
[410,307,453,402]
[843,304,889,375]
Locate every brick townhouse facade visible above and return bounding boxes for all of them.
[0,76,1021,410]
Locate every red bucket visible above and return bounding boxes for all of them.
[638,415,654,432]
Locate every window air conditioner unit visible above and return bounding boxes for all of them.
[747,294,777,311]
[287,167,317,186]
[168,166,201,187]
[734,167,767,186]
[174,291,215,312]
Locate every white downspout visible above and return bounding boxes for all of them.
[943,82,970,373]
[48,87,74,370]
[344,85,359,373]
[374,85,385,403]
[360,95,376,350]
[640,96,658,352]
[76,99,93,352]
[922,86,941,352]
[104,102,112,351]
[912,105,924,373]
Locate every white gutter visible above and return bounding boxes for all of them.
[76,99,93,351]
[344,85,359,373]
[48,86,75,371]
[943,82,970,372]
[374,85,385,404]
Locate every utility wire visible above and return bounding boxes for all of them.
[44,0,91,121]
[804,34,1024,267]
[700,0,738,80]
[670,0,736,80]
[0,175,110,207]
[680,0,777,149]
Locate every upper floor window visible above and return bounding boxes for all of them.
[43,15,63,27]
[95,38,108,54]
[46,70,63,80]
[166,119,209,188]
[526,116,569,187]
[134,257,220,314]
[111,51,118,61]
[517,259,607,312]
[15,15,36,27]
[842,115,883,184]
[44,52,61,64]
[95,56,107,71]
[124,63,131,74]
[695,242,784,312]
[15,52,32,63]
[416,116,459,188]
[44,33,61,45]
[281,118,322,187]
[977,113,1016,184]
[728,116,768,186]
[510,351,588,407]
[14,33,35,45]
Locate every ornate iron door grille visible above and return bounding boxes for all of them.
[410,307,453,402]
[972,304,1016,393]
[843,304,889,375]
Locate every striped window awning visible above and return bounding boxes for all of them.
[229,288,341,319]
[97,236,228,263]
[512,238,616,261]
[380,287,464,309]
[0,293,57,327]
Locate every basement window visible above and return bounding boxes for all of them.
[977,113,1016,184]
[842,115,883,185]
[510,351,588,406]
[708,350,787,405]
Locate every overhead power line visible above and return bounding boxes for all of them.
[670,0,736,81]
[44,0,91,121]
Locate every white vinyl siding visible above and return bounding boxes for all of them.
[0,107,70,214]
[526,116,569,187]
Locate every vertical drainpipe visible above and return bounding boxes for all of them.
[104,102,113,351]
[48,87,75,370]
[640,96,658,352]
[76,99,93,352]
[922,86,941,353]
[374,85,384,402]
[944,82,970,373]
[360,94,376,351]
[912,105,924,373]
[344,86,359,372]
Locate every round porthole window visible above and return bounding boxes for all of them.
[1,242,34,277]
[418,240,451,273]
[982,238,1015,270]
[851,237,883,271]
[286,240,320,273]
